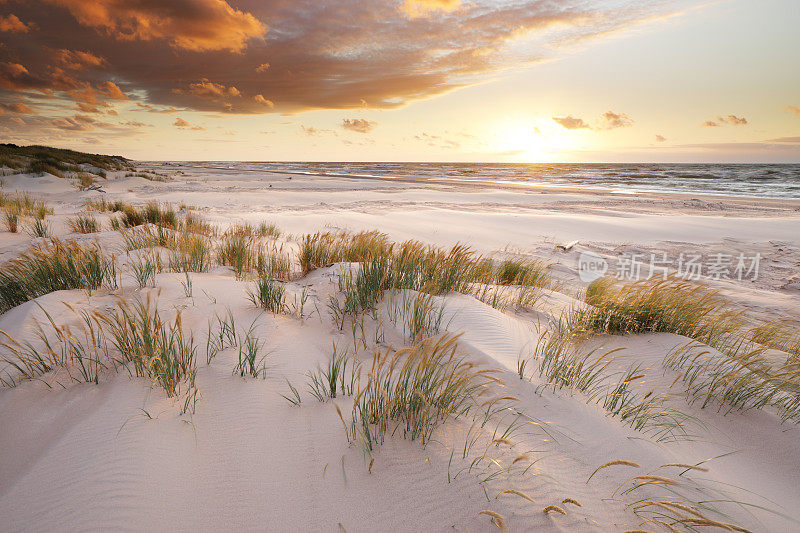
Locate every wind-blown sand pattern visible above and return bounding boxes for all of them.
[1,161,799,532]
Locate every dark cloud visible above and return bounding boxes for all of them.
[701,120,719,127]
[1,0,690,119]
[52,113,102,131]
[341,118,376,133]
[552,116,590,130]
[654,134,666,142]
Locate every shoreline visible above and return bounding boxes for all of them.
[148,162,800,211]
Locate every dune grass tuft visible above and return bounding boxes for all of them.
[1,297,198,413]
[299,230,392,275]
[26,218,50,238]
[0,191,52,219]
[574,276,742,347]
[0,239,116,313]
[5,212,18,233]
[129,249,162,288]
[307,342,359,400]
[101,298,198,412]
[248,277,286,313]
[234,326,267,379]
[665,340,800,422]
[68,214,99,234]
[347,333,497,454]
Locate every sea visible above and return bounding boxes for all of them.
[185,162,800,199]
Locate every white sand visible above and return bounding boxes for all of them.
[0,164,799,531]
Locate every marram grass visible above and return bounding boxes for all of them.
[347,333,499,455]
[0,238,117,313]
[1,297,198,413]
[574,276,742,347]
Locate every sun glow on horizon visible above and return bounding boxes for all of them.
[491,118,576,162]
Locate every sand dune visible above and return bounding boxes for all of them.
[0,165,799,531]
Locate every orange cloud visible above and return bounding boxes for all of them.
[183,79,241,99]
[552,116,590,130]
[0,102,34,114]
[0,14,31,33]
[784,105,800,116]
[99,81,127,99]
[1,0,697,119]
[342,118,376,133]
[54,49,105,70]
[76,102,101,113]
[254,94,274,108]
[43,0,267,52]
[173,116,205,130]
[67,87,100,104]
[136,102,179,113]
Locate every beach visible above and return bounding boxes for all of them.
[1,161,799,532]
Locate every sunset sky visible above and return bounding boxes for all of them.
[1,0,798,162]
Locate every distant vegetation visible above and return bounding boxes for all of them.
[0,143,133,181]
